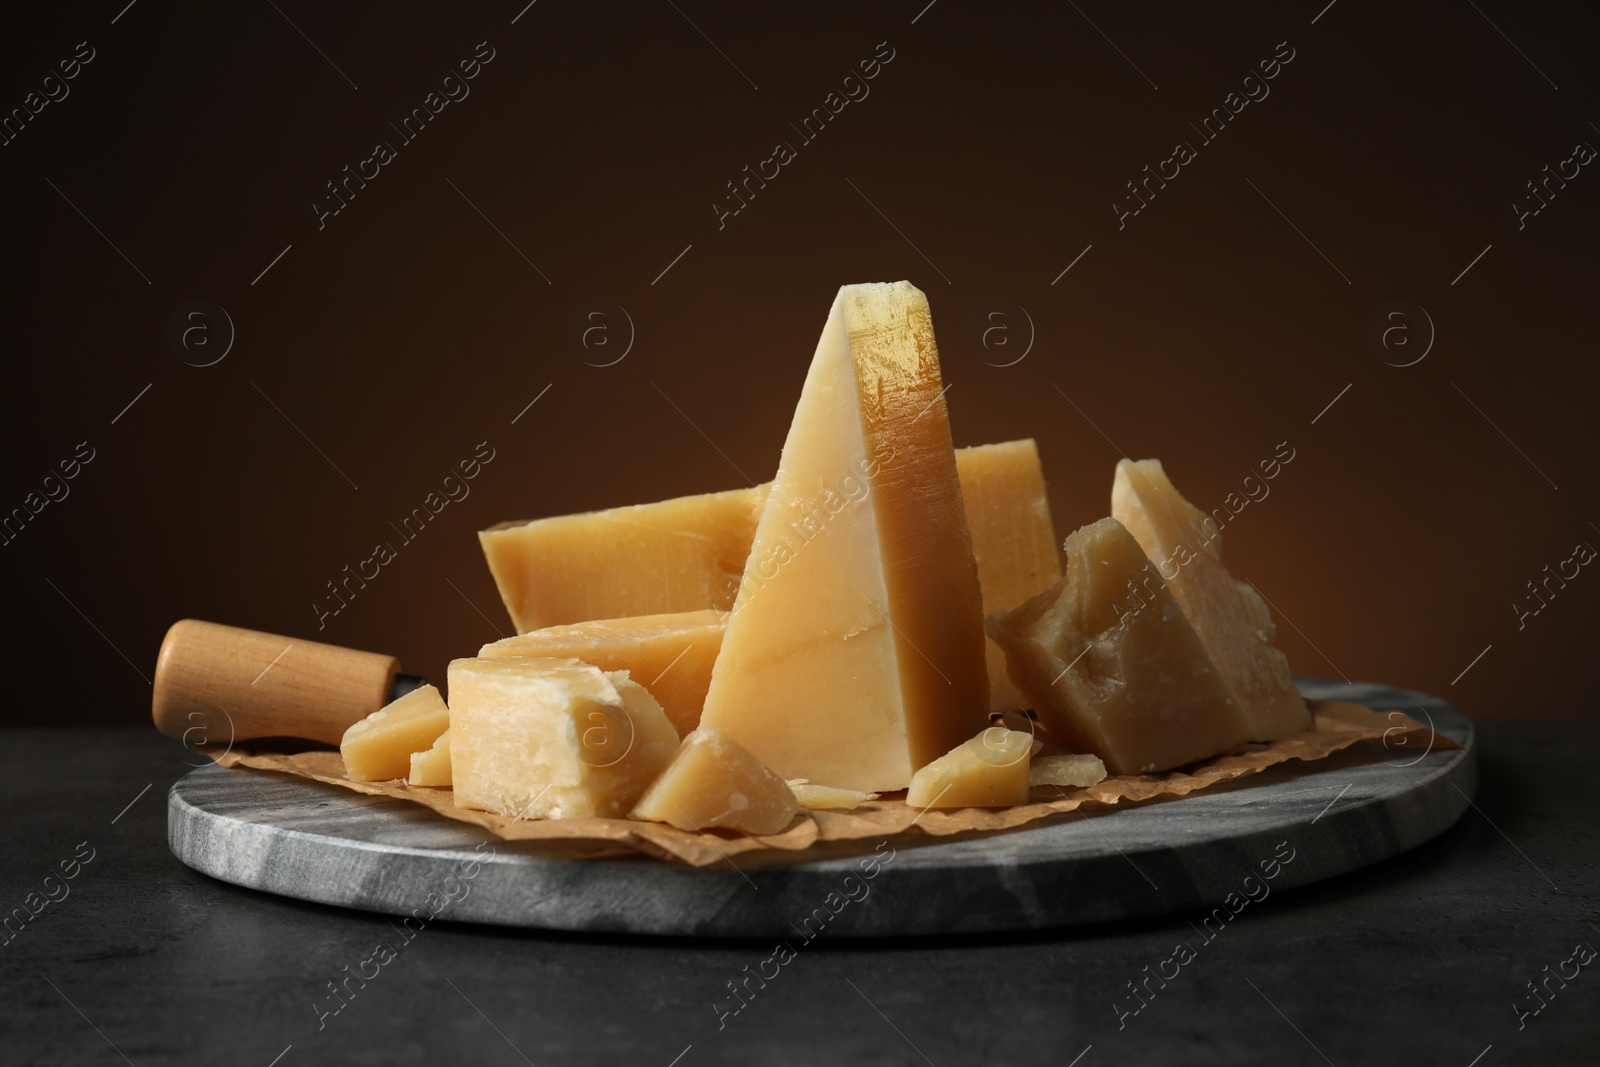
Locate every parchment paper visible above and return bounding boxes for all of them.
[203,701,1453,867]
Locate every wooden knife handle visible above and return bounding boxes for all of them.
[152,619,402,746]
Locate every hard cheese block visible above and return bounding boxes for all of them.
[906,728,1034,808]
[479,441,1058,713]
[698,281,990,792]
[340,684,450,782]
[448,657,679,819]
[479,610,726,737]
[957,440,1062,711]
[480,487,764,633]
[987,517,1253,775]
[630,727,798,835]
[408,729,452,787]
[1111,459,1309,740]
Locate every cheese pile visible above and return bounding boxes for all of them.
[340,281,1307,831]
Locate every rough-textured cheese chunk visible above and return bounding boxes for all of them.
[1029,753,1107,789]
[698,282,990,792]
[448,657,678,819]
[957,440,1062,711]
[786,780,879,810]
[906,728,1034,808]
[1111,459,1310,740]
[408,728,452,786]
[630,727,798,835]
[480,488,764,633]
[479,442,1056,714]
[340,684,450,782]
[479,610,725,737]
[987,517,1253,775]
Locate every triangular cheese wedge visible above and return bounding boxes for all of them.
[1111,459,1309,740]
[699,282,989,791]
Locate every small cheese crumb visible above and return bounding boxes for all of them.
[906,728,1034,809]
[340,684,450,782]
[408,728,452,787]
[786,779,879,810]
[1029,753,1107,789]
[632,727,798,835]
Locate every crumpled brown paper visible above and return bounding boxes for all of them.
[203,701,1453,867]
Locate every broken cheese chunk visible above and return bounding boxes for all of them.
[1029,753,1107,789]
[408,728,452,787]
[448,657,678,819]
[480,488,763,633]
[340,684,450,782]
[699,282,990,791]
[630,727,798,835]
[987,517,1253,775]
[1111,460,1309,740]
[480,610,725,737]
[906,728,1034,808]
[956,440,1063,712]
[786,779,879,810]
[479,441,1056,713]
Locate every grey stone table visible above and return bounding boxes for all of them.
[4,720,1597,1066]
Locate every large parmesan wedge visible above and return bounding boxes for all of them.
[1111,459,1309,740]
[987,517,1254,775]
[478,441,1057,713]
[698,282,990,792]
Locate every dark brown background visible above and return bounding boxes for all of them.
[3,1,1595,728]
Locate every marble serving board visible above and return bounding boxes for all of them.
[167,680,1475,938]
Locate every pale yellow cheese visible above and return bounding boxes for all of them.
[408,729,452,787]
[479,610,725,737]
[698,282,990,792]
[480,488,764,633]
[479,441,1057,713]
[906,728,1034,808]
[630,727,798,834]
[987,517,1253,775]
[448,657,679,819]
[1111,460,1310,740]
[786,780,879,810]
[340,684,450,782]
[957,440,1062,711]
[1029,753,1107,789]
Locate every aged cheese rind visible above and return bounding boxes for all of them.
[630,727,798,835]
[1110,459,1309,740]
[408,728,452,787]
[480,488,764,633]
[480,610,725,737]
[958,440,1062,711]
[987,517,1254,776]
[479,442,1056,714]
[698,282,990,792]
[448,657,678,819]
[906,728,1034,808]
[340,684,451,782]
